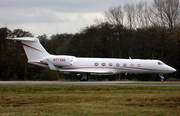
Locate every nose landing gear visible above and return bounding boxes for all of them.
[159,74,164,81]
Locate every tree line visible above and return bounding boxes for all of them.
[0,0,180,81]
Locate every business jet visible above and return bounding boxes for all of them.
[6,37,176,81]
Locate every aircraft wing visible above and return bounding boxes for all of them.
[59,69,114,75]
[33,58,114,75]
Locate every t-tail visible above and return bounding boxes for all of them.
[6,37,51,68]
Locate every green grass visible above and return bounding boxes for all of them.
[0,85,180,116]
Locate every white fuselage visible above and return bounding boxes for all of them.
[61,57,175,75]
[29,55,176,75]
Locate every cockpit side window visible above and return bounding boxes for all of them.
[158,62,163,65]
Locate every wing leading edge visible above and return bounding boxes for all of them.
[59,69,114,75]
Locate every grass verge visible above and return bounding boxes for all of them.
[0,85,180,116]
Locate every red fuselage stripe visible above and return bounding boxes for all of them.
[62,67,167,72]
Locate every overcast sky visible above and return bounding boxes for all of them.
[0,0,153,37]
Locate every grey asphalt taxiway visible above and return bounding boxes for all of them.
[0,81,180,86]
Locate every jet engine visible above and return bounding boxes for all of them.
[40,55,75,66]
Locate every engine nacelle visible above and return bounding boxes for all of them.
[41,55,75,66]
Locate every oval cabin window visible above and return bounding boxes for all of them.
[109,63,113,66]
[116,63,120,67]
[94,62,99,66]
[102,63,106,66]
[123,63,127,67]
[137,64,141,67]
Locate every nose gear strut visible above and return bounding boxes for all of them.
[159,74,164,81]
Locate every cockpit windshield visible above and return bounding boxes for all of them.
[158,62,164,65]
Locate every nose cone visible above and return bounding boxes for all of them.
[168,67,177,73]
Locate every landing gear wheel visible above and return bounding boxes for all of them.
[161,77,164,82]
[80,73,89,81]
[80,78,85,81]
[80,78,87,81]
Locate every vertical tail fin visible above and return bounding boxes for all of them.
[6,37,50,61]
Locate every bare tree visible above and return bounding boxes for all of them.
[104,5,124,26]
[150,0,180,31]
[124,3,136,30]
[135,1,151,28]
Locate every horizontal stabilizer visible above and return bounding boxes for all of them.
[6,37,37,41]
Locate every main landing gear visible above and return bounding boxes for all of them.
[159,74,164,81]
[80,73,91,81]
